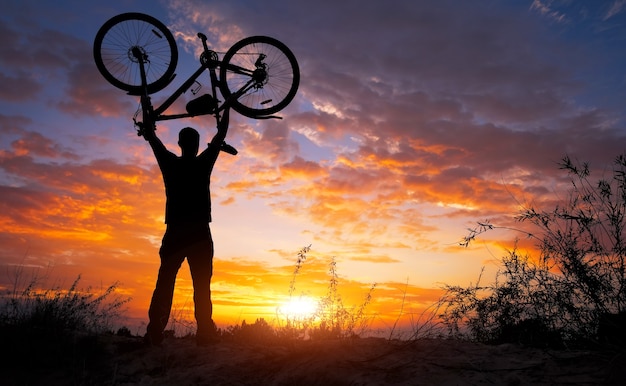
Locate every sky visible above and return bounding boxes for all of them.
[1,0,625,334]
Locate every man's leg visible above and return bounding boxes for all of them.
[187,229,215,345]
[145,231,185,345]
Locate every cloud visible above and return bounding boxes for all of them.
[240,119,300,163]
[530,0,567,23]
[0,127,164,262]
[57,61,137,118]
[0,72,43,102]
[280,156,326,179]
[0,13,134,119]
[7,130,78,159]
[156,0,626,265]
[604,0,626,20]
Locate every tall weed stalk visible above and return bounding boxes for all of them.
[277,246,376,340]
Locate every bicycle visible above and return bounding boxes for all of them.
[93,12,300,154]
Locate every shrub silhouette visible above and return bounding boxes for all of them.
[0,269,130,383]
[1,274,129,334]
[222,318,278,344]
[440,154,626,348]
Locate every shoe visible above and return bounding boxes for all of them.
[196,333,220,347]
[143,332,164,347]
[196,321,220,346]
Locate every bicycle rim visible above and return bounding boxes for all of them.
[93,13,178,95]
[220,36,299,118]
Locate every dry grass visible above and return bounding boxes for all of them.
[0,266,130,385]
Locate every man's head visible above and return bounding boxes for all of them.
[178,127,200,157]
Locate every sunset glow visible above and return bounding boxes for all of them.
[278,296,319,321]
[1,1,625,335]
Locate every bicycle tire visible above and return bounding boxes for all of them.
[93,13,178,95]
[219,36,299,118]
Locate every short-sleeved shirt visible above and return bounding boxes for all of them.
[153,144,220,224]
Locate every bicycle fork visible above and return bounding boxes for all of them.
[131,46,154,137]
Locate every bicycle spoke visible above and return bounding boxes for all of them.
[220,37,299,117]
[94,13,177,95]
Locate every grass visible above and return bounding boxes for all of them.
[0,266,130,385]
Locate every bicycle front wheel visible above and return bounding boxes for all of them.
[220,36,299,118]
[93,13,178,95]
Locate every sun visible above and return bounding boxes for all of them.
[279,296,319,320]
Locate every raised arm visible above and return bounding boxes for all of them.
[140,117,170,160]
[200,107,231,161]
[210,107,230,147]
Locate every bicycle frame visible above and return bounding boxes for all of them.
[132,33,269,132]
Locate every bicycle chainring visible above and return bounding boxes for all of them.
[200,50,219,68]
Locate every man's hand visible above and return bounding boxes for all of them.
[208,107,230,150]
[136,118,156,141]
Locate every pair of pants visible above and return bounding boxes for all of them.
[146,222,214,339]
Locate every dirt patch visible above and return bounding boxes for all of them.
[4,335,625,385]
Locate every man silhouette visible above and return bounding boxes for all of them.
[141,108,231,347]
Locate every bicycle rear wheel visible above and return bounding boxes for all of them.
[93,13,178,95]
[220,36,299,118]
